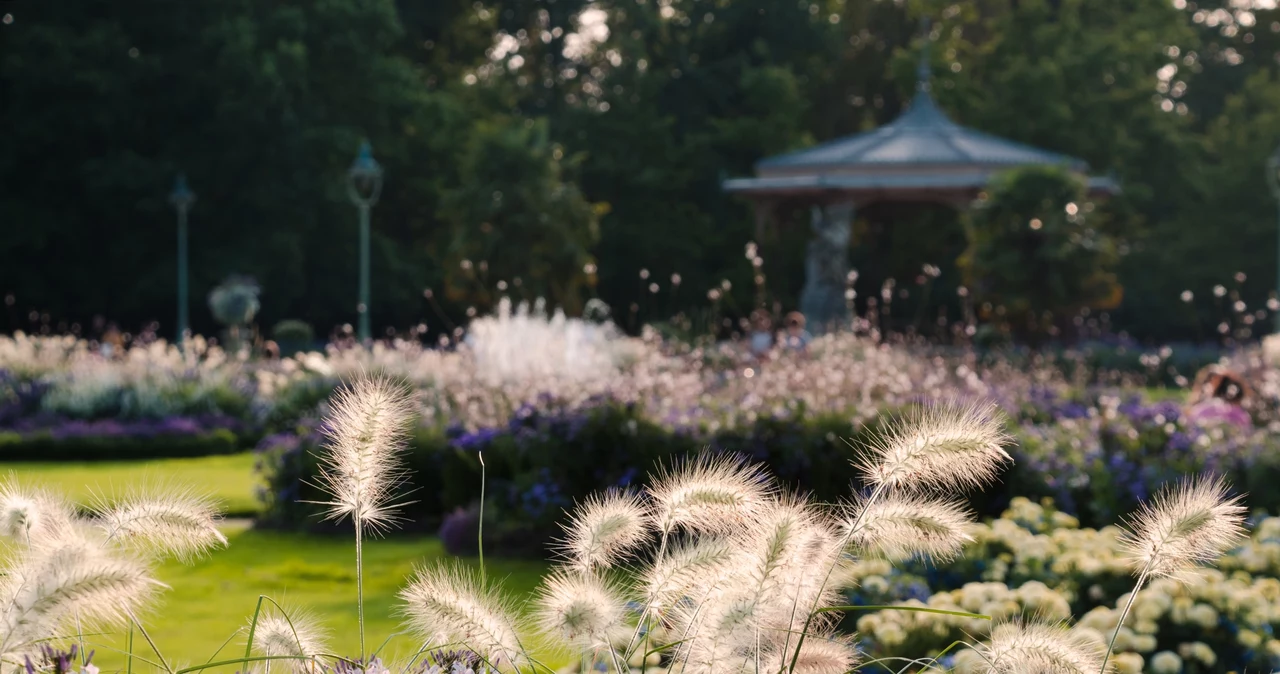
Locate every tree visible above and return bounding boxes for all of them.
[0,0,450,335]
[958,167,1122,340]
[440,118,601,316]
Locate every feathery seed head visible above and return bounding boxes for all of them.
[315,376,416,532]
[642,537,736,615]
[857,401,1011,493]
[647,453,774,534]
[94,484,227,561]
[557,490,652,571]
[735,498,824,589]
[398,563,524,668]
[845,493,975,562]
[743,500,847,637]
[1,527,160,655]
[977,621,1110,674]
[251,612,329,673]
[532,569,630,650]
[1118,475,1247,583]
[673,497,842,670]
[0,480,72,545]
[760,633,859,674]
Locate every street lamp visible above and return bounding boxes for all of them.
[347,141,383,343]
[1270,145,1280,332]
[169,173,196,349]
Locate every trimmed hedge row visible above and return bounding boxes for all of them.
[255,401,1016,556]
[255,392,1280,558]
[0,428,245,461]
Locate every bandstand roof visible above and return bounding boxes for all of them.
[724,64,1118,202]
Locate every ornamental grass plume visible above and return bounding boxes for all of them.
[1117,475,1247,584]
[0,479,73,546]
[554,489,651,572]
[844,492,975,562]
[647,453,774,535]
[0,526,160,661]
[250,611,330,674]
[531,569,629,651]
[977,621,1109,674]
[856,401,1011,494]
[94,484,227,561]
[312,375,416,662]
[671,497,845,674]
[398,563,526,670]
[757,632,859,674]
[1099,475,1247,674]
[313,376,417,533]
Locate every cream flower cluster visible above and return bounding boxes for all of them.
[856,580,1076,651]
[849,497,1280,672]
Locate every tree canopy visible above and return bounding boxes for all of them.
[3,0,1279,342]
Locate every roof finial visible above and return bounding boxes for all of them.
[916,15,932,93]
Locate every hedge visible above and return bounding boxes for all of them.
[0,428,245,461]
[255,391,1280,558]
[254,401,1020,556]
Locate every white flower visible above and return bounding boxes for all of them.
[1150,650,1182,674]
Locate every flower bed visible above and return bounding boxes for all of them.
[849,497,1280,673]
[254,402,893,550]
[0,417,243,460]
[255,383,1280,558]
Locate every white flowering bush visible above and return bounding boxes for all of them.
[849,497,1280,672]
[0,333,255,420]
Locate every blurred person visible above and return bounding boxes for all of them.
[780,311,812,353]
[1186,365,1253,429]
[100,323,124,359]
[748,309,773,361]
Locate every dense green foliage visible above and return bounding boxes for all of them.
[4,0,1280,341]
[257,391,1280,557]
[256,403,898,554]
[0,426,242,460]
[959,167,1122,340]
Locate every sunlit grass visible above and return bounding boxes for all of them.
[79,522,552,672]
[9,452,260,517]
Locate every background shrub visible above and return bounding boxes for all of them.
[257,390,1280,556]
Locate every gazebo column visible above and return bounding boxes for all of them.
[751,198,776,245]
[800,199,855,333]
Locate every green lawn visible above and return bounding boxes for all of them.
[85,522,552,672]
[6,454,557,671]
[8,452,261,516]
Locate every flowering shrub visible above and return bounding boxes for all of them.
[257,384,1280,556]
[848,497,1280,672]
[2,376,1266,674]
[1007,391,1280,526]
[254,400,903,551]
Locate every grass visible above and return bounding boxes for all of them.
[10,452,261,517]
[82,522,551,672]
[8,452,560,670]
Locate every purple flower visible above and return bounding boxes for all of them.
[1187,399,1252,430]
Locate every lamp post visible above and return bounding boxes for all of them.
[1270,145,1280,332]
[169,174,196,349]
[347,141,383,343]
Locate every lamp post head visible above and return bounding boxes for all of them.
[169,173,196,210]
[347,140,384,206]
[1269,145,1280,200]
